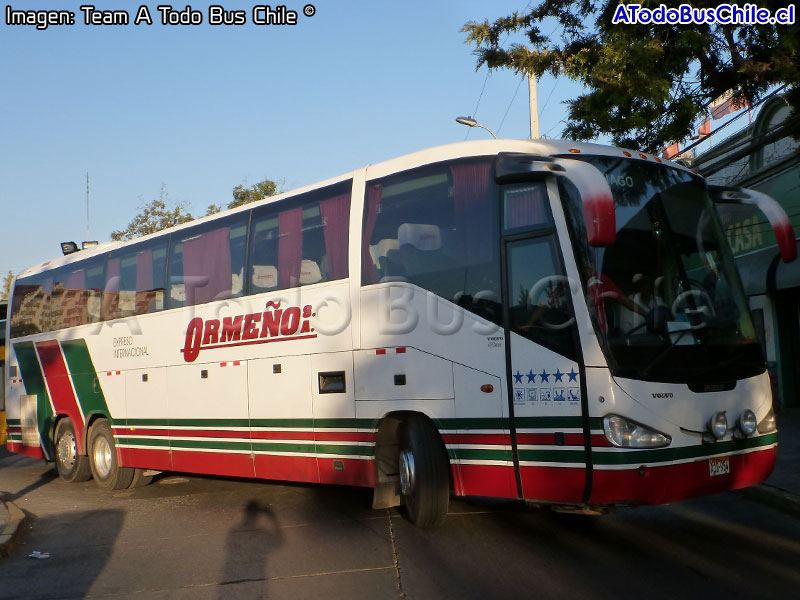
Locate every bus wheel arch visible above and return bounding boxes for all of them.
[53,417,92,483]
[87,418,134,490]
[372,411,450,527]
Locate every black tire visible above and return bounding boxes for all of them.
[128,468,154,488]
[399,415,450,528]
[54,418,92,483]
[88,419,134,490]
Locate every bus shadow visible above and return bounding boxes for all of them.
[0,508,125,600]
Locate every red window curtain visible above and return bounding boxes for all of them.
[106,258,121,293]
[361,184,383,284]
[278,208,303,289]
[450,163,492,260]
[505,186,547,229]
[66,270,86,292]
[104,257,121,320]
[183,227,232,305]
[319,194,350,280]
[136,250,153,292]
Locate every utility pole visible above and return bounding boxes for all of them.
[86,172,90,241]
[528,73,540,139]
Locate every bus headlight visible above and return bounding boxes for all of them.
[757,407,777,434]
[603,415,671,448]
[708,412,728,440]
[738,409,757,437]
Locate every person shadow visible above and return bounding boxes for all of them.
[218,500,284,599]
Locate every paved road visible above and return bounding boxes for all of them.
[2,448,800,600]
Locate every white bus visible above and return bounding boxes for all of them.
[4,139,794,527]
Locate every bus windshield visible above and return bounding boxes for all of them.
[562,156,764,384]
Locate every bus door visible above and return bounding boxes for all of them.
[500,181,588,503]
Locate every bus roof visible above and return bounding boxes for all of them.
[17,138,692,278]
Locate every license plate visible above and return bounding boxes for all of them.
[709,456,730,477]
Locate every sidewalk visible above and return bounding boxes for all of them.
[1,410,799,558]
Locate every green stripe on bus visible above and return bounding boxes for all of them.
[14,341,55,456]
[60,339,110,419]
[119,418,379,430]
[116,437,170,447]
[591,432,778,465]
[6,419,21,426]
[171,439,252,451]
[448,448,514,461]
[251,441,316,453]
[315,444,374,457]
[435,416,591,430]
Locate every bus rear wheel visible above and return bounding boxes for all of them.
[399,415,449,528]
[54,418,92,483]
[88,420,134,490]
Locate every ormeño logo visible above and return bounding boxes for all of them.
[181,300,316,362]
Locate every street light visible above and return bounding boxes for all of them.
[456,116,498,139]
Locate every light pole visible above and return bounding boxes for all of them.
[455,116,498,139]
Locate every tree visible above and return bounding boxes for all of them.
[463,1,799,152]
[111,185,194,241]
[1,270,13,301]
[206,178,280,215]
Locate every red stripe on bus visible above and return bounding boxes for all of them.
[591,434,613,447]
[118,446,172,471]
[35,340,86,452]
[251,430,314,441]
[520,465,586,503]
[517,433,585,446]
[255,454,319,483]
[395,347,406,353]
[590,445,777,505]
[172,449,255,478]
[319,457,375,487]
[442,433,510,445]
[453,463,517,498]
[314,432,376,443]
[376,349,386,355]
[6,441,46,460]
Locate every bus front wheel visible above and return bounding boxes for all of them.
[399,415,449,528]
[88,420,134,490]
[54,418,92,483]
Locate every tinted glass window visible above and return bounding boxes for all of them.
[167,214,249,309]
[104,238,168,320]
[362,159,501,325]
[507,236,577,359]
[248,181,351,293]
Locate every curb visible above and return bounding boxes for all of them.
[736,483,800,518]
[0,500,28,559]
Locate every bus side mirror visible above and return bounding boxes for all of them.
[709,185,797,263]
[553,158,616,247]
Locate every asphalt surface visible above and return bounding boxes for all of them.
[2,444,800,600]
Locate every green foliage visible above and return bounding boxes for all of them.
[111,178,280,241]
[1,270,13,301]
[463,0,800,152]
[110,185,194,241]
[230,179,279,209]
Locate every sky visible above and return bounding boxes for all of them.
[0,0,598,276]
[1,1,751,279]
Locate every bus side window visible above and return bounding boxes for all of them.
[361,159,502,326]
[167,214,248,309]
[104,238,169,320]
[247,182,351,294]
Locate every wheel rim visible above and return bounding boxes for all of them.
[57,430,77,469]
[399,449,416,496]
[93,435,113,479]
